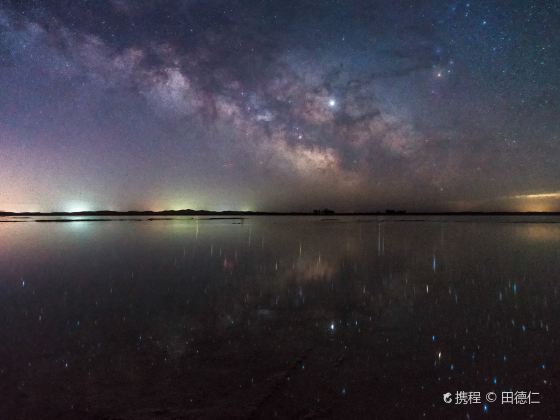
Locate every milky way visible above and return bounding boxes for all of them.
[1,1,559,212]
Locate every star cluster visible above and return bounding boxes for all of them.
[0,0,559,211]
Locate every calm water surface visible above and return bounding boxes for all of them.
[0,216,559,419]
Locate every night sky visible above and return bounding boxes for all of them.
[1,1,559,212]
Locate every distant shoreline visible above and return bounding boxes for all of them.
[1,210,560,217]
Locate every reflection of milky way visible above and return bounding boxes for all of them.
[0,2,559,211]
[1,217,558,417]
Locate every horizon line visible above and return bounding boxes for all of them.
[2,209,560,216]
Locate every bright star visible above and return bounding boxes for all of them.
[328,98,336,107]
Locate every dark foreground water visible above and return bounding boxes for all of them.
[0,216,559,419]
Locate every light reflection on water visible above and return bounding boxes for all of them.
[0,216,559,419]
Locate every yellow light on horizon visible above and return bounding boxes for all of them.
[511,191,560,200]
[505,191,560,212]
